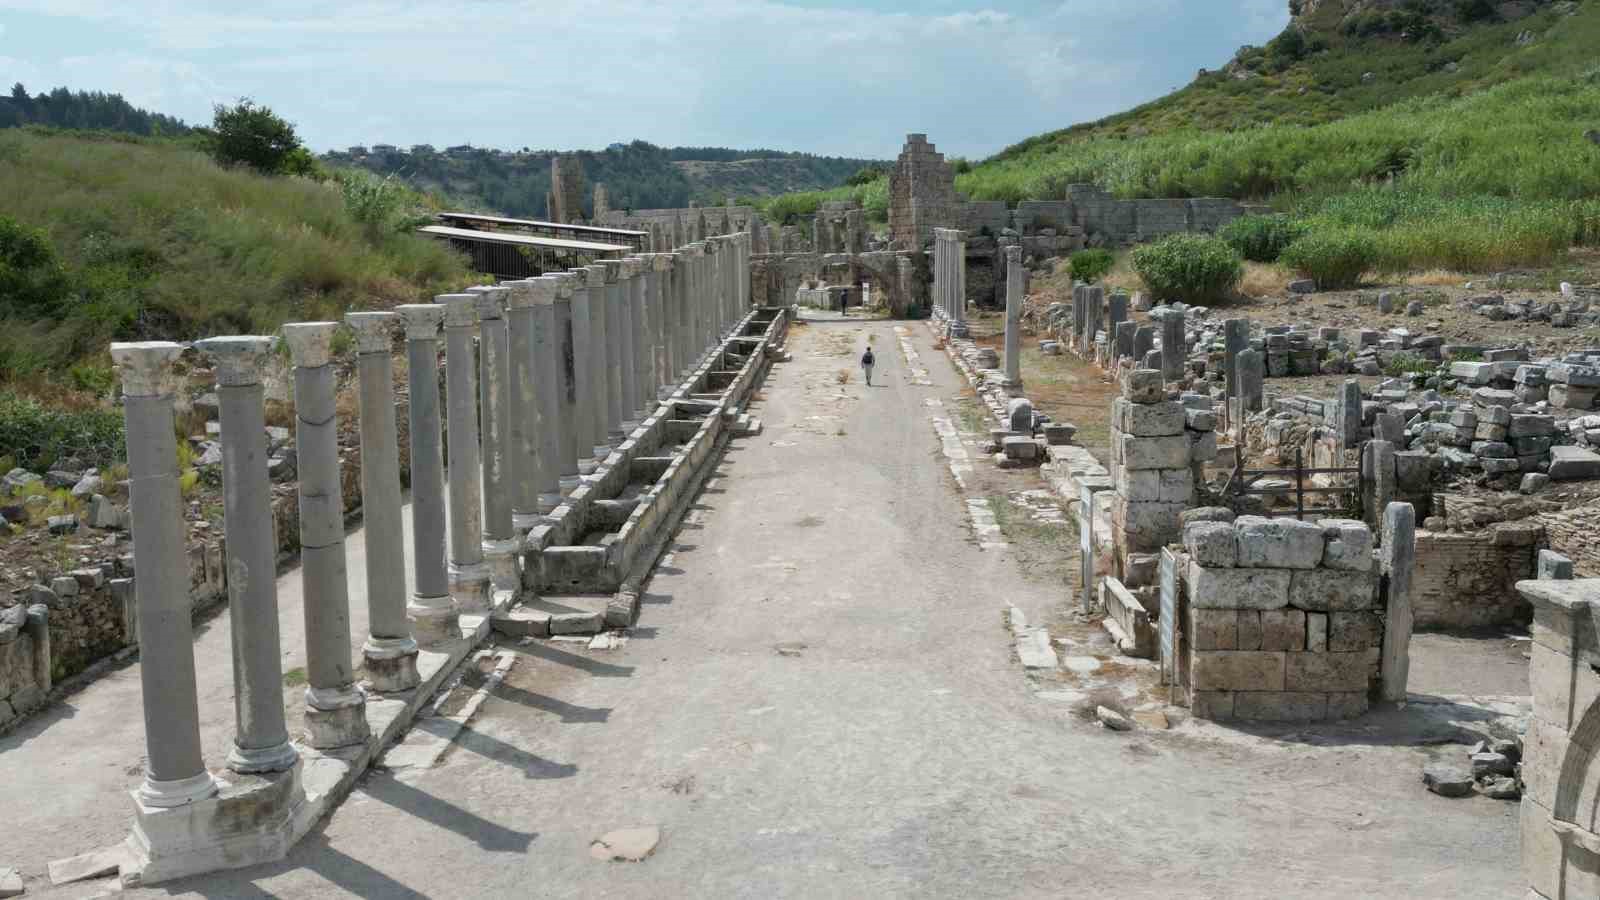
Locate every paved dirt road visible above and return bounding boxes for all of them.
[123,319,1519,899]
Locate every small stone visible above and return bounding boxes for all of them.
[69,473,102,498]
[1422,763,1474,798]
[1095,706,1134,731]
[590,827,660,862]
[1470,751,1514,778]
[1480,776,1521,800]
[47,514,78,535]
[0,866,20,898]
[1287,279,1316,295]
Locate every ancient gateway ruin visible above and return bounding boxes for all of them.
[67,233,770,885]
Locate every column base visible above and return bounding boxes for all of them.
[607,430,626,448]
[135,770,220,810]
[593,444,615,463]
[121,760,306,888]
[362,635,420,693]
[1001,378,1025,398]
[559,475,582,496]
[482,537,523,593]
[226,737,299,775]
[303,685,369,750]
[620,419,639,437]
[407,594,459,646]
[577,457,598,476]
[511,510,539,531]
[538,492,562,514]
[448,560,493,613]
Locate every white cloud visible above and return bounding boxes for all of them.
[4,1,1290,158]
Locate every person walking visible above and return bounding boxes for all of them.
[861,346,875,386]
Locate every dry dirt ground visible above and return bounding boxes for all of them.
[77,316,1525,900]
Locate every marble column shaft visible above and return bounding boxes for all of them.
[1161,310,1186,382]
[544,273,581,493]
[282,323,369,748]
[606,259,637,431]
[582,265,614,459]
[529,276,565,508]
[111,341,220,807]
[440,294,489,610]
[567,270,601,473]
[342,313,421,693]
[471,292,518,582]
[396,305,457,644]
[1003,246,1024,386]
[197,336,301,772]
[503,282,539,528]
[630,257,651,417]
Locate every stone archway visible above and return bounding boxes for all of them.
[1546,693,1600,898]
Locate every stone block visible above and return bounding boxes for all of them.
[1189,607,1237,651]
[1002,436,1039,460]
[1180,506,1235,528]
[1185,562,1291,610]
[1235,516,1325,569]
[1509,414,1557,438]
[1289,568,1377,611]
[1326,692,1369,719]
[1327,611,1381,651]
[1118,467,1193,504]
[1306,611,1328,651]
[1121,369,1164,404]
[1117,399,1185,437]
[1191,650,1286,692]
[1319,519,1373,571]
[1234,692,1328,722]
[1184,522,1237,568]
[1537,549,1574,580]
[1549,445,1600,480]
[1189,690,1235,719]
[1477,404,1512,426]
[1284,649,1377,692]
[1473,422,1509,442]
[1113,497,1185,552]
[1118,433,1190,470]
[1260,609,1307,651]
[1236,610,1264,651]
[1189,431,1219,463]
[1550,382,1600,409]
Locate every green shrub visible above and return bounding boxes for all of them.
[1220,214,1306,263]
[0,390,125,471]
[1280,229,1378,290]
[0,216,72,319]
[210,98,317,177]
[1130,234,1243,302]
[1069,249,1115,283]
[1383,351,1435,377]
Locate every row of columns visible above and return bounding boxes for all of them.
[110,232,755,815]
[931,228,967,337]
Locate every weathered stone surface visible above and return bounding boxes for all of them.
[1117,467,1192,504]
[1192,650,1286,692]
[590,826,661,862]
[1096,706,1134,731]
[1285,649,1376,692]
[1289,569,1377,611]
[1306,611,1328,652]
[1548,445,1600,480]
[1326,691,1369,719]
[1189,607,1238,650]
[1235,610,1264,651]
[1260,609,1306,651]
[1183,522,1237,568]
[1180,507,1235,527]
[1002,436,1039,461]
[1470,751,1515,778]
[1537,549,1574,580]
[1186,562,1291,610]
[1118,434,1190,470]
[1480,776,1520,800]
[1121,368,1164,404]
[1320,519,1373,571]
[1006,397,1034,434]
[1234,691,1328,722]
[1190,691,1235,719]
[1422,764,1474,798]
[1235,516,1324,569]
[1116,399,1185,437]
[1327,611,1381,651]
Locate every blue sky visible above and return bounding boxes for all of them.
[0,1,1289,159]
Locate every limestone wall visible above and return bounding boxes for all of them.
[1182,515,1381,722]
[0,613,43,730]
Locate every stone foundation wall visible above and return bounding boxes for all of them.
[1182,515,1381,722]
[1411,523,1539,628]
[0,614,43,730]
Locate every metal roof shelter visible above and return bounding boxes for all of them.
[418,224,630,281]
[434,212,648,251]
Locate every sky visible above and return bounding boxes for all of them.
[0,1,1290,160]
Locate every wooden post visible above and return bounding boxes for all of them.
[1380,501,1416,703]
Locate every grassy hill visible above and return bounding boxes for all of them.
[328,141,885,220]
[764,0,1600,278]
[0,128,471,385]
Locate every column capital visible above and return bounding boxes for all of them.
[396,303,445,340]
[469,285,508,321]
[651,253,675,273]
[503,280,536,310]
[599,259,621,282]
[438,293,479,329]
[345,311,397,354]
[526,276,559,305]
[281,322,340,369]
[110,341,185,397]
[1005,245,1022,264]
[619,257,641,279]
[195,335,278,387]
[545,272,576,299]
[582,264,608,287]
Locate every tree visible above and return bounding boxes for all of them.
[210,99,316,176]
[0,216,72,319]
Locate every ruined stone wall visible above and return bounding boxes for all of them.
[1411,524,1539,628]
[0,618,42,730]
[1182,515,1381,722]
[888,134,959,250]
[550,154,587,224]
[600,207,757,241]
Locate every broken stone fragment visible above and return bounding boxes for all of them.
[590,826,661,862]
[1480,776,1520,800]
[1422,764,1474,798]
[1095,706,1134,731]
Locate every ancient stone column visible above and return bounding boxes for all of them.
[396,304,458,645]
[342,313,423,692]
[671,250,691,384]
[1223,318,1249,398]
[1160,308,1185,383]
[282,323,370,748]
[953,230,967,333]
[630,257,652,419]
[1108,291,1129,343]
[584,263,620,456]
[653,254,676,399]
[1115,320,1137,362]
[470,290,518,589]
[1379,501,1416,703]
[111,341,221,805]
[1003,246,1024,391]
[197,336,302,771]
[544,273,581,496]
[502,281,539,528]
[605,259,637,435]
[1238,347,1265,412]
[528,275,565,510]
[1337,379,1364,449]
[568,267,603,474]
[439,294,490,612]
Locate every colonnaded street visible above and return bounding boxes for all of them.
[84,317,1520,900]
